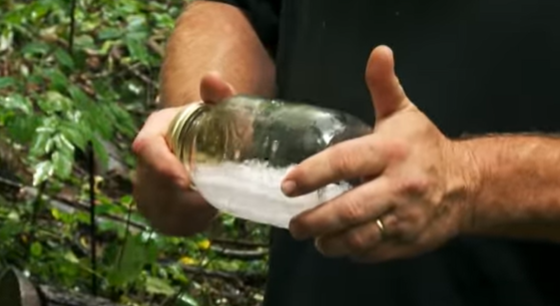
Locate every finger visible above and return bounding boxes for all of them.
[134,107,183,141]
[132,109,191,187]
[281,134,396,197]
[365,46,414,121]
[200,71,236,104]
[137,136,189,185]
[315,220,384,258]
[289,176,393,240]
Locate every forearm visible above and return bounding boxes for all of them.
[160,0,276,107]
[458,135,560,242]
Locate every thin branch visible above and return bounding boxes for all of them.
[209,238,269,249]
[209,246,268,260]
[147,36,165,57]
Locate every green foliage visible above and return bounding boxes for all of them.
[0,0,270,305]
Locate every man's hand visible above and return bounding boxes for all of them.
[132,72,236,236]
[282,46,478,262]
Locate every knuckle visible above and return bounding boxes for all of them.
[346,230,367,252]
[132,111,162,156]
[131,135,149,157]
[346,232,365,252]
[381,214,399,233]
[340,199,364,224]
[387,211,421,243]
[329,145,355,176]
[396,176,431,197]
[383,138,409,162]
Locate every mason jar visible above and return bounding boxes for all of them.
[166,95,371,228]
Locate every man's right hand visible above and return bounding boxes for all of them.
[132,72,236,236]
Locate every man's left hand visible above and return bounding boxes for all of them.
[281,45,479,263]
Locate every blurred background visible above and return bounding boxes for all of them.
[0,1,269,305]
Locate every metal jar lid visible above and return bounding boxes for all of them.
[166,101,206,167]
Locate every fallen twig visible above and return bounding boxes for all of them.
[210,237,269,249]
[209,245,268,260]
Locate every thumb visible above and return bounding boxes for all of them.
[200,71,236,104]
[365,46,413,121]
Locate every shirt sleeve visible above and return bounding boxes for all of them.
[205,0,282,56]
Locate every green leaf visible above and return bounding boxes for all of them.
[75,211,90,224]
[1,93,32,114]
[42,69,69,91]
[51,208,61,220]
[6,115,40,143]
[107,234,148,287]
[51,151,73,179]
[67,85,91,106]
[64,251,79,264]
[0,77,16,89]
[53,133,75,155]
[126,15,147,31]
[88,104,115,138]
[165,264,189,285]
[7,211,20,221]
[91,136,109,170]
[58,122,87,151]
[33,160,54,186]
[145,276,176,296]
[21,42,51,55]
[74,34,95,49]
[106,102,137,137]
[29,1,51,20]
[0,221,23,241]
[120,195,133,206]
[96,220,127,238]
[37,91,73,114]
[30,242,43,257]
[94,203,126,215]
[54,48,75,69]
[144,238,159,263]
[124,36,149,64]
[173,292,200,306]
[98,28,123,40]
[2,9,22,25]
[30,127,54,157]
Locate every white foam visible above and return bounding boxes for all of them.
[191,160,351,228]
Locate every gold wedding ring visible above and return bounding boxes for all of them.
[375,218,386,240]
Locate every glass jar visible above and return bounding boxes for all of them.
[166,95,371,228]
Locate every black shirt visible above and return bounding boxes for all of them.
[208,0,560,305]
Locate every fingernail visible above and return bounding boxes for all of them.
[281,180,297,196]
[289,222,305,240]
[314,238,324,253]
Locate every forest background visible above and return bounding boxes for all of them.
[0,0,270,305]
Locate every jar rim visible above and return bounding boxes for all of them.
[166,101,207,168]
